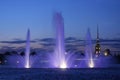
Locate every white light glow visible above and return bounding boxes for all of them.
[89,59,94,68]
[104,52,108,56]
[25,64,30,68]
[60,61,67,69]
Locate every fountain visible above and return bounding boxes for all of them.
[85,28,94,68]
[53,12,67,68]
[25,29,30,68]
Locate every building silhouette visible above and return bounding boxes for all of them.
[95,25,101,57]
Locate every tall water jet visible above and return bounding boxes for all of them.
[85,28,94,68]
[25,29,30,68]
[53,12,67,68]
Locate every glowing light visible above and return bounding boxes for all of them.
[89,63,94,68]
[25,64,30,68]
[104,52,108,56]
[60,61,67,69]
[89,59,94,68]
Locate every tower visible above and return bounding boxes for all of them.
[95,25,101,57]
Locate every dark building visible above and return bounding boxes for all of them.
[95,25,101,57]
[104,49,110,56]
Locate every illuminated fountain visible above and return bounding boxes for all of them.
[25,29,30,68]
[53,12,67,68]
[85,28,94,68]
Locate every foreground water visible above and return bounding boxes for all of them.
[0,68,120,80]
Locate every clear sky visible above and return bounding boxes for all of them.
[0,0,120,41]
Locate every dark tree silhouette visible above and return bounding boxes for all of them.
[20,51,25,56]
[11,51,18,54]
[4,51,11,55]
[30,51,37,56]
[0,54,5,64]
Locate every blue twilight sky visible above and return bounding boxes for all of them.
[0,0,120,41]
